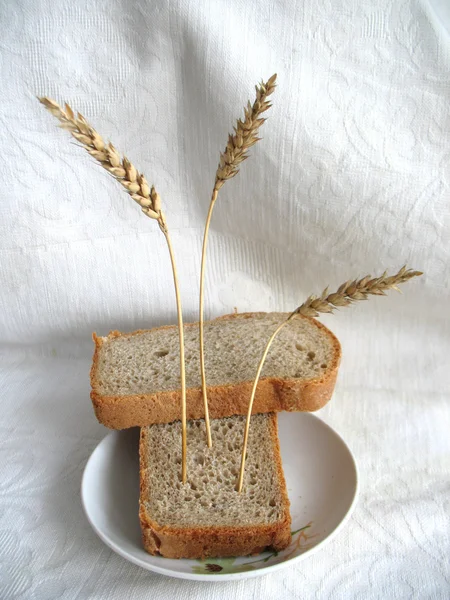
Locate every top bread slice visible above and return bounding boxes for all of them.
[90,312,341,429]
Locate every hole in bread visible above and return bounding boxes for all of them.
[321,363,327,368]
[269,498,276,507]
[155,349,169,358]
[307,351,316,360]
[193,453,205,466]
[296,343,305,351]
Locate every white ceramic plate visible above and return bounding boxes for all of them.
[81,412,358,581]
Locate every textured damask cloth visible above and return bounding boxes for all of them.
[0,1,449,598]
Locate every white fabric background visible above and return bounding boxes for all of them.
[1,0,449,598]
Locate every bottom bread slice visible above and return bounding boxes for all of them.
[139,413,291,559]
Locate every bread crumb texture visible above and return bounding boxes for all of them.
[141,414,286,527]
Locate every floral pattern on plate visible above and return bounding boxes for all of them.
[191,523,317,575]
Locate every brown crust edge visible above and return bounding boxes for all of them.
[90,312,341,429]
[138,414,292,559]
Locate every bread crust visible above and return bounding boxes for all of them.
[90,312,341,429]
[139,414,292,559]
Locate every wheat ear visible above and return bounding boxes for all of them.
[237,266,423,492]
[199,74,277,448]
[39,98,188,484]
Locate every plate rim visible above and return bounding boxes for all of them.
[81,413,359,582]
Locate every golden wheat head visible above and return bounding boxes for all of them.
[215,73,277,190]
[38,97,165,230]
[294,266,423,318]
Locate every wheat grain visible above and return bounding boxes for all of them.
[237,265,423,492]
[199,74,277,448]
[39,97,188,483]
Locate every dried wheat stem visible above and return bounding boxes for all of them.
[237,266,423,492]
[163,228,187,482]
[236,316,293,492]
[198,188,217,448]
[199,74,277,447]
[39,97,188,483]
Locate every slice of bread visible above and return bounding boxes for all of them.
[91,312,341,429]
[139,413,291,559]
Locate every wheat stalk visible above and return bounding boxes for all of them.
[236,266,423,492]
[39,97,188,484]
[199,74,277,448]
